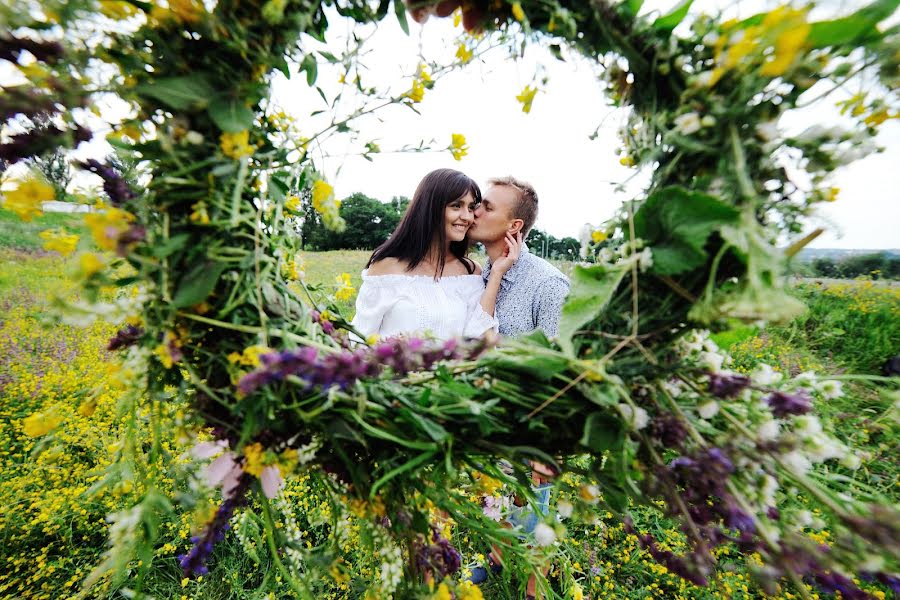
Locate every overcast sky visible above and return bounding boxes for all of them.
[272,0,899,249]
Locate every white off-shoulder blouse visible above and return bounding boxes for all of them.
[350,270,499,341]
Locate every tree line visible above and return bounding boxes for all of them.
[793,252,900,280]
[301,192,581,259]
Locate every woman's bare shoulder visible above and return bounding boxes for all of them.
[366,257,408,276]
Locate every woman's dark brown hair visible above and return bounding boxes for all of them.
[366,168,481,277]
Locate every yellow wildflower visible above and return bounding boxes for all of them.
[98,1,138,19]
[456,42,473,64]
[189,201,210,224]
[864,107,895,127]
[285,195,302,213]
[760,17,810,77]
[619,156,635,167]
[457,581,485,600]
[84,207,135,251]
[591,230,608,244]
[169,0,205,23]
[219,130,256,159]
[1,177,53,221]
[23,411,63,437]
[335,272,355,302]
[243,442,266,477]
[571,582,584,600]
[282,256,305,281]
[516,85,538,114]
[432,583,452,600]
[312,180,344,230]
[825,187,839,202]
[39,228,79,256]
[452,8,462,27]
[511,2,526,22]
[408,79,425,103]
[450,133,469,161]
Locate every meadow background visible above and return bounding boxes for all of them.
[0,208,897,599]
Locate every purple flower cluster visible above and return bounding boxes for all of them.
[649,412,688,449]
[413,527,462,578]
[179,474,251,577]
[78,158,135,205]
[766,390,812,418]
[107,325,144,351]
[237,336,492,396]
[707,372,751,398]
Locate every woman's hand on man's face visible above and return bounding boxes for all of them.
[492,231,522,276]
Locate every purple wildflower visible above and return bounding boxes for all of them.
[814,572,868,599]
[179,474,252,577]
[649,412,688,448]
[107,325,143,351]
[723,501,756,533]
[238,336,493,395]
[766,390,812,418]
[78,158,135,205]
[414,527,462,578]
[707,372,751,398]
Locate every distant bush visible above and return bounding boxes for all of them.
[796,252,900,280]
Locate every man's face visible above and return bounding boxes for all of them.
[471,184,518,243]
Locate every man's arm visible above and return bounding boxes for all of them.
[534,276,569,337]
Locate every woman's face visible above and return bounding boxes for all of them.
[443,191,477,243]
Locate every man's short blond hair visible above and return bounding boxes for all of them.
[488,176,539,236]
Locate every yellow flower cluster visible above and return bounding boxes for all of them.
[39,228,79,256]
[150,0,205,25]
[335,272,356,302]
[456,42,473,64]
[311,179,344,230]
[281,255,306,281]
[1,177,53,221]
[227,345,270,368]
[84,207,136,251]
[219,130,257,159]
[707,7,811,86]
[591,230,608,244]
[406,64,433,103]
[285,194,302,214]
[450,133,469,161]
[516,85,538,114]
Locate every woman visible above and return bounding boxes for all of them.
[351,168,520,341]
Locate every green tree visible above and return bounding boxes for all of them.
[27,148,73,201]
[305,193,400,250]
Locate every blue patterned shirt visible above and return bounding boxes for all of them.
[482,246,569,337]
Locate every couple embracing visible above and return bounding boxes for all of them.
[351,168,569,342]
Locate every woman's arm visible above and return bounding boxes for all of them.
[479,232,522,317]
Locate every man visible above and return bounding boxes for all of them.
[468,176,569,337]
[466,176,567,598]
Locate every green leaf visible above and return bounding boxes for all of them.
[269,174,289,203]
[207,97,255,133]
[652,0,694,33]
[150,233,189,259]
[622,0,644,18]
[136,76,215,110]
[558,263,629,356]
[807,0,897,47]
[394,0,410,35]
[172,260,227,308]
[633,186,740,276]
[580,413,621,452]
[299,54,318,86]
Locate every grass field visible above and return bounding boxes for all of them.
[0,208,897,599]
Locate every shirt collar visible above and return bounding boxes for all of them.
[484,244,529,284]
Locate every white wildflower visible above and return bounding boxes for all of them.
[816,379,843,400]
[781,450,811,474]
[185,130,204,144]
[757,419,780,441]
[699,351,725,372]
[638,247,653,272]
[556,499,574,519]
[674,112,702,135]
[793,415,822,435]
[840,452,861,470]
[700,114,716,128]
[756,120,780,142]
[751,364,782,386]
[697,400,719,420]
[618,403,649,430]
[533,522,557,546]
